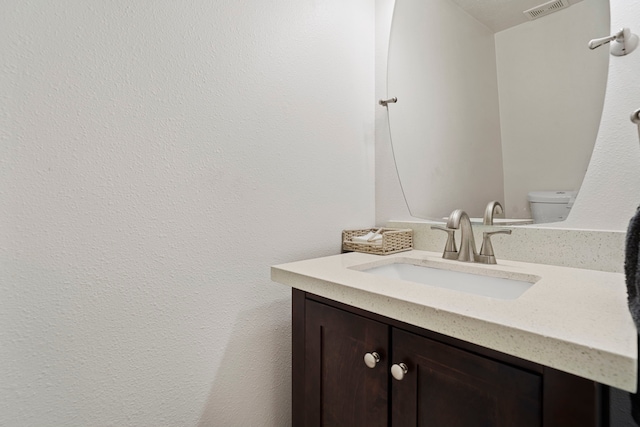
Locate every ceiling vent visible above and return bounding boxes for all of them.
[523,0,570,20]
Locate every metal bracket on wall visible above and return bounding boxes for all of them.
[632,109,640,146]
[379,97,397,107]
[588,27,639,56]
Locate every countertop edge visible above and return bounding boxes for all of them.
[271,263,638,392]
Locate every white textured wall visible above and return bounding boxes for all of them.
[0,1,375,426]
[564,0,640,231]
[495,0,609,219]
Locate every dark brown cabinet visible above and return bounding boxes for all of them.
[293,289,608,427]
[304,300,389,427]
[391,328,540,427]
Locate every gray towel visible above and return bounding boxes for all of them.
[627,206,640,328]
[635,338,640,426]
[625,206,640,425]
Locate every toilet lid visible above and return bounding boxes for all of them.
[527,191,577,203]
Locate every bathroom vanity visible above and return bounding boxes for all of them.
[272,250,637,427]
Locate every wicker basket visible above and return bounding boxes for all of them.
[342,228,413,255]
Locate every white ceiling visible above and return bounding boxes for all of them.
[449,0,584,33]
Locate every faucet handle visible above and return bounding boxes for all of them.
[477,229,512,264]
[431,225,458,260]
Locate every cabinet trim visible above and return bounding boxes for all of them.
[304,290,542,374]
[292,288,306,426]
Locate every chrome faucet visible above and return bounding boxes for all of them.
[446,209,477,262]
[477,229,512,264]
[430,225,458,260]
[483,201,503,225]
[433,208,512,264]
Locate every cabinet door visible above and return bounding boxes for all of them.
[305,300,389,427]
[391,328,542,427]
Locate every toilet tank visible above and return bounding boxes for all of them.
[527,191,577,224]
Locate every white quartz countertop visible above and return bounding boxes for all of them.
[271,250,638,392]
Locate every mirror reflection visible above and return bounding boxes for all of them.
[387,0,610,223]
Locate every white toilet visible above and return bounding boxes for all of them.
[527,191,577,224]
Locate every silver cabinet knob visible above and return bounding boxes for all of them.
[364,352,381,368]
[391,363,408,380]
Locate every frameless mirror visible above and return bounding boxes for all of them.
[387,0,610,223]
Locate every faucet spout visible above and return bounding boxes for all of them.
[446,209,477,262]
[483,201,503,225]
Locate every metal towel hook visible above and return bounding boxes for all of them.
[379,97,397,107]
[588,27,639,56]
[631,109,640,124]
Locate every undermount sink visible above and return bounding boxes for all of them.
[358,261,539,300]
